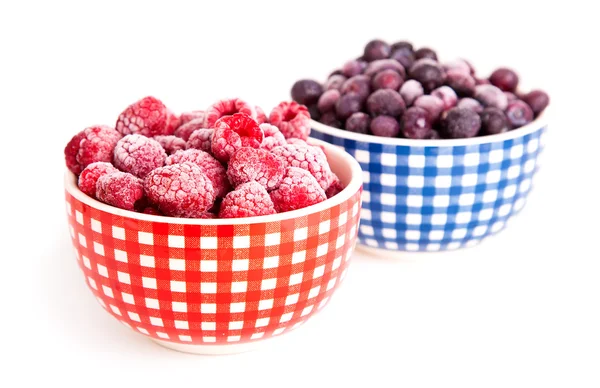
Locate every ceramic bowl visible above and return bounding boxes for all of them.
[309,114,547,252]
[64,139,363,355]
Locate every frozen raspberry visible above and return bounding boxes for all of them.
[255,105,268,124]
[113,134,167,178]
[219,181,277,218]
[400,79,424,106]
[154,135,186,155]
[204,98,256,128]
[179,110,205,126]
[141,206,163,215]
[174,118,205,141]
[325,175,344,198]
[291,80,324,105]
[431,86,458,111]
[211,113,263,162]
[271,143,334,191]
[96,171,144,211]
[166,149,230,198]
[165,109,181,135]
[116,96,171,137]
[474,84,508,110]
[199,212,216,219]
[78,162,118,198]
[286,138,309,146]
[269,101,311,140]
[414,95,445,122]
[260,123,286,151]
[186,128,214,153]
[270,167,327,212]
[364,59,406,79]
[64,125,122,175]
[144,162,215,218]
[227,147,285,191]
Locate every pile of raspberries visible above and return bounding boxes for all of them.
[64,97,344,218]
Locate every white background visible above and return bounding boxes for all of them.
[1,1,599,387]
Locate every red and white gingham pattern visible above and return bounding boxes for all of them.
[65,189,362,345]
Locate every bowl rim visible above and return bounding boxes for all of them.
[64,138,363,225]
[310,109,549,147]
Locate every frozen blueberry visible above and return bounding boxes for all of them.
[329,69,344,77]
[441,108,481,138]
[336,93,364,120]
[431,86,458,111]
[317,89,341,113]
[426,130,442,139]
[324,74,348,91]
[364,59,406,78]
[320,111,342,128]
[399,79,424,106]
[456,97,483,113]
[342,59,368,77]
[291,79,324,105]
[413,95,444,122]
[390,47,415,69]
[480,107,510,135]
[474,84,508,110]
[401,107,433,139]
[371,69,404,91]
[476,78,491,85]
[367,89,406,117]
[341,75,371,102]
[345,112,371,134]
[489,67,519,92]
[409,58,445,92]
[445,69,476,97]
[415,47,438,61]
[442,59,472,75]
[370,115,400,137]
[363,39,391,62]
[505,100,534,128]
[522,90,550,115]
[504,92,518,102]
[391,41,414,52]
[307,104,321,121]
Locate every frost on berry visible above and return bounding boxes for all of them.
[186,128,214,154]
[113,134,167,178]
[227,147,285,191]
[165,109,181,135]
[269,101,311,140]
[270,167,327,212]
[166,149,231,198]
[270,143,334,191]
[115,96,171,137]
[96,171,144,211]
[141,206,163,215]
[211,113,263,163]
[78,162,118,198]
[219,181,277,218]
[255,105,268,124]
[154,135,186,155]
[179,110,205,126]
[259,123,286,151]
[286,138,308,146]
[64,125,122,175]
[174,118,205,141]
[325,175,345,198]
[144,162,216,218]
[204,98,256,128]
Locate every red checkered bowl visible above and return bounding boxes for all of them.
[63,139,363,355]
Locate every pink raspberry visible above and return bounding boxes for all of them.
[144,162,215,218]
[96,171,144,211]
[154,135,186,155]
[219,181,277,219]
[204,98,256,128]
[179,110,205,126]
[270,167,327,212]
[325,175,344,198]
[113,134,167,178]
[78,162,118,198]
[269,101,311,140]
[227,147,285,191]
[64,125,122,175]
[199,212,216,219]
[211,113,263,163]
[255,105,267,124]
[186,128,214,154]
[286,138,308,146]
[270,143,334,191]
[165,109,181,135]
[260,123,286,150]
[141,206,163,215]
[166,149,231,198]
[115,96,171,137]
[174,118,205,141]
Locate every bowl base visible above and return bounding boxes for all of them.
[150,338,268,355]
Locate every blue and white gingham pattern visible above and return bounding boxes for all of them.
[311,125,547,251]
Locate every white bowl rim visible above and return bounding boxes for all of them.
[310,109,549,147]
[64,138,363,226]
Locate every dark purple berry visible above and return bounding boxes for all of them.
[364,59,406,78]
[366,89,406,117]
[474,84,508,110]
[522,90,550,115]
[441,108,481,138]
[390,47,415,69]
[291,79,323,106]
[329,69,344,77]
[371,69,404,91]
[345,112,371,134]
[317,89,341,113]
[399,79,424,106]
[489,68,519,92]
[415,47,438,61]
[401,107,432,139]
[320,111,342,128]
[480,107,510,135]
[307,104,321,121]
[505,100,534,128]
[324,74,347,91]
[426,130,442,139]
[408,59,445,92]
[370,115,400,137]
[442,59,471,75]
[456,98,483,113]
[363,39,391,62]
[476,78,491,85]
[413,95,444,122]
[504,91,518,102]
[340,75,371,102]
[336,93,363,120]
[342,59,367,77]
[445,69,476,97]
[431,86,458,111]
[391,41,414,52]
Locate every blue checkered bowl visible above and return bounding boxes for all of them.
[309,115,548,252]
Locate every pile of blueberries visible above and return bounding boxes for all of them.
[290,39,550,139]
